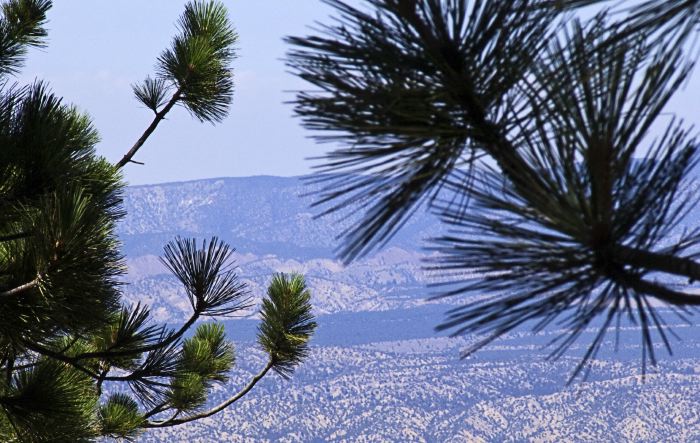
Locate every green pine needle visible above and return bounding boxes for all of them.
[179,322,234,384]
[2,359,99,441]
[168,372,207,412]
[257,273,317,378]
[156,0,238,123]
[99,393,144,440]
[161,236,251,317]
[0,0,51,76]
[132,76,171,112]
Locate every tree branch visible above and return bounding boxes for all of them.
[21,342,100,379]
[115,88,182,169]
[143,359,274,428]
[73,311,199,360]
[401,7,700,300]
[612,268,700,306]
[23,341,172,390]
[143,401,170,420]
[95,366,109,396]
[615,245,700,282]
[0,231,32,242]
[0,279,38,297]
[102,373,172,387]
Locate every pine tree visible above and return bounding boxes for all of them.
[0,1,315,440]
[287,0,700,378]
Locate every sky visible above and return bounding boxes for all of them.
[16,1,700,186]
[19,0,344,185]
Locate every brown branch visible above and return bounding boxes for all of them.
[144,359,274,428]
[115,88,182,169]
[0,279,38,297]
[23,342,170,389]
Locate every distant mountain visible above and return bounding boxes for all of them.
[118,175,443,260]
[118,173,700,260]
[138,323,700,443]
[121,246,456,322]
[118,176,461,322]
[119,175,700,442]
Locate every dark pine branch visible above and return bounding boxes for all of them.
[143,359,274,428]
[615,246,700,284]
[115,88,182,169]
[0,231,31,242]
[0,278,38,297]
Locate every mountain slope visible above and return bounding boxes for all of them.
[118,175,700,442]
[118,176,443,260]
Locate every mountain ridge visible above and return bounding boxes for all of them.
[118,174,444,260]
[119,174,700,442]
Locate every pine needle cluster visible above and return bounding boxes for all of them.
[287,0,700,379]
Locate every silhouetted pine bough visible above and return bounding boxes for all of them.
[287,0,700,380]
[0,1,315,441]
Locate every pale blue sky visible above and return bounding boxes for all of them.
[19,1,343,185]
[17,1,699,185]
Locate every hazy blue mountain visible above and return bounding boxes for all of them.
[118,175,443,260]
[119,175,700,443]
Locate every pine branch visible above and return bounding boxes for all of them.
[20,342,100,379]
[615,246,700,282]
[610,268,700,306]
[73,311,198,360]
[22,318,188,385]
[0,278,37,297]
[0,231,31,242]
[102,374,172,387]
[143,359,274,428]
[115,88,182,169]
[24,340,175,392]
[143,401,169,420]
[95,367,109,396]
[287,0,700,371]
